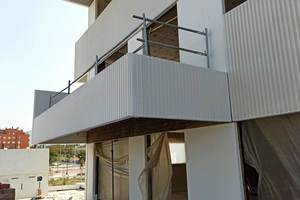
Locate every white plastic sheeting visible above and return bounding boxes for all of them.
[95,139,129,200]
[241,114,300,200]
[139,133,173,200]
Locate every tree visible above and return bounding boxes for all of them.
[64,145,74,177]
[49,145,62,176]
[49,151,59,165]
[76,149,86,181]
[49,145,62,165]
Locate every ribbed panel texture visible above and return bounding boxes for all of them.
[33,54,231,144]
[130,55,231,122]
[33,56,132,144]
[225,0,300,121]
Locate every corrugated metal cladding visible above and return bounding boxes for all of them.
[130,55,231,122]
[32,54,230,144]
[225,0,300,121]
[32,56,132,144]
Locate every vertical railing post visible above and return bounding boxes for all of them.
[95,55,99,75]
[142,13,149,56]
[49,94,52,108]
[67,80,71,94]
[205,28,210,68]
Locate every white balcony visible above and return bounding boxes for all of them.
[32,54,231,144]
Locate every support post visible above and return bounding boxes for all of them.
[49,94,52,108]
[142,13,149,56]
[111,140,115,200]
[67,80,71,94]
[205,28,210,68]
[95,55,99,75]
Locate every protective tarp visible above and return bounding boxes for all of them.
[95,139,129,200]
[241,113,300,200]
[139,133,173,200]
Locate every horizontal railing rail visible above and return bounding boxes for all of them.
[133,15,207,36]
[137,38,208,56]
[133,14,210,67]
[48,12,209,108]
[48,23,144,107]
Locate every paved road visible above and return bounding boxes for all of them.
[49,165,85,178]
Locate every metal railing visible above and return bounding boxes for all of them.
[133,14,210,67]
[48,13,209,108]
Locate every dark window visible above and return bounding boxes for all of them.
[96,0,112,18]
[96,44,127,74]
[224,0,247,13]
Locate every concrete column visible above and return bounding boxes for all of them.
[184,123,245,200]
[129,136,147,200]
[85,143,95,200]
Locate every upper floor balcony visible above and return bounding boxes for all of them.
[32,6,231,144]
[32,54,231,144]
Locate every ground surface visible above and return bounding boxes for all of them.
[19,189,85,200]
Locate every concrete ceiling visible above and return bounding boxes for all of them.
[64,0,93,6]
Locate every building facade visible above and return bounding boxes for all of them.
[0,128,30,149]
[32,0,300,199]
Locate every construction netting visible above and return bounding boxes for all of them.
[95,133,180,200]
[139,133,173,200]
[95,138,129,200]
[241,113,300,200]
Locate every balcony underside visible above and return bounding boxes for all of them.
[46,118,218,144]
[32,54,231,144]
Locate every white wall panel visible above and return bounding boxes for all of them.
[0,150,49,199]
[85,143,95,200]
[0,149,49,176]
[33,54,230,144]
[75,0,176,79]
[185,124,245,200]
[33,90,68,118]
[128,31,143,55]
[225,0,300,121]
[177,0,227,71]
[88,0,96,27]
[129,136,146,200]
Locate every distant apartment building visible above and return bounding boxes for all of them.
[0,128,29,149]
[32,0,300,200]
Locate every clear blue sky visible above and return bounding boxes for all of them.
[0,0,88,131]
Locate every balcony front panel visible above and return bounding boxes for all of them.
[131,55,231,122]
[75,0,176,79]
[32,56,133,144]
[32,54,231,144]
[225,0,300,121]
